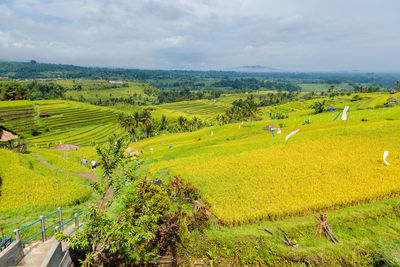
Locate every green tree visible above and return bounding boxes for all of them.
[139,109,152,138]
[310,100,327,114]
[241,95,259,128]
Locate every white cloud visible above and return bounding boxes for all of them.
[0,0,399,71]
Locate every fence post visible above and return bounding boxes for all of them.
[40,216,46,242]
[14,229,20,241]
[58,207,63,230]
[74,213,79,228]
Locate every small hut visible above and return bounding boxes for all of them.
[299,99,305,102]
[390,90,398,94]
[0,125,19,148]
[262,124,277,131]
[387,97,398,105]
[39,112,51,118]
[146,107,155,111]
[51,144,80,150]
[254,117,263,121]
[124,147,139,159]
[327,106,337,112]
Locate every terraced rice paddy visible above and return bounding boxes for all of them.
[30,101,121,146]
[153,99,230,118]
[0,103,37,135]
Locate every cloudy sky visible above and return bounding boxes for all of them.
[0,0,399,71]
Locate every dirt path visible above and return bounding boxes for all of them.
[31,153,97,181]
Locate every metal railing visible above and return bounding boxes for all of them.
[0,236,13,251]
[55,209,89,236]
[12,207,88,246]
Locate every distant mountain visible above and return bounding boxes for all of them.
[228,65,281,72]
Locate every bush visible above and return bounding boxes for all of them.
[30,128,41,136]
[269,112,288,120]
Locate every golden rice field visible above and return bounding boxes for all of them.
[139,105,400,225]
[0,149,91,213]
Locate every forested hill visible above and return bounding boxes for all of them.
[1,60,400,88]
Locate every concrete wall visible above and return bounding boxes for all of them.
[40,241,71,267]
[0,240,24,266]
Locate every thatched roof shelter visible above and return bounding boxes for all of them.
[390,90,398,94]
[39,112,51,118]
[146,107,155,111]
[51,144,80,150]
[299,99,305,102]
[263,124,277,131]
[124,147,139,157]
[327,105,337,111]
[0,125,19,142]
[254,117,263,121]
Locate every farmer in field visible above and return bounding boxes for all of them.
[91,159,98,169]
[82,157,88,167]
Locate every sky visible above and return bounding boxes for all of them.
[0,0,399,72]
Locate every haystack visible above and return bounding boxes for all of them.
[0,125,18,142]
[263,124,277,131]
[124,147,139,157]
[51,144,80,150]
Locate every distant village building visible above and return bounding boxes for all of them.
[254,117,263,121]
[109,81,123,85]
[0,77,8,80]
[146,107,155,111]
[299,99,305,102]
[39,112,51,118]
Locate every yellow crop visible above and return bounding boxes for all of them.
[172,133,400,225]
[0,149,91,212]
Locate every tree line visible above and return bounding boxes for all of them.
[0,81,65,100]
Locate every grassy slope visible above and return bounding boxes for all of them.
[188,196,400,265]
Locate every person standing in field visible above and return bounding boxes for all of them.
[82,157,88,167]
[91,159,98,169]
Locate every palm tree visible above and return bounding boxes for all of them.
[139,109,152,138]
[242,96,259,128]
[177,116,188,131]
[159,115,168,131]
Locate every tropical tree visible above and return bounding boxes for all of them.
[310,100,327,114]
[177,116,188,131]
[241,95,259,128]
[159,115,168,131]
[139,109,152,138]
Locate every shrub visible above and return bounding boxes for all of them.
[30,128,41,136]
[269,112,288,120]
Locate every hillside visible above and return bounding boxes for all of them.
[1,91,400,265]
